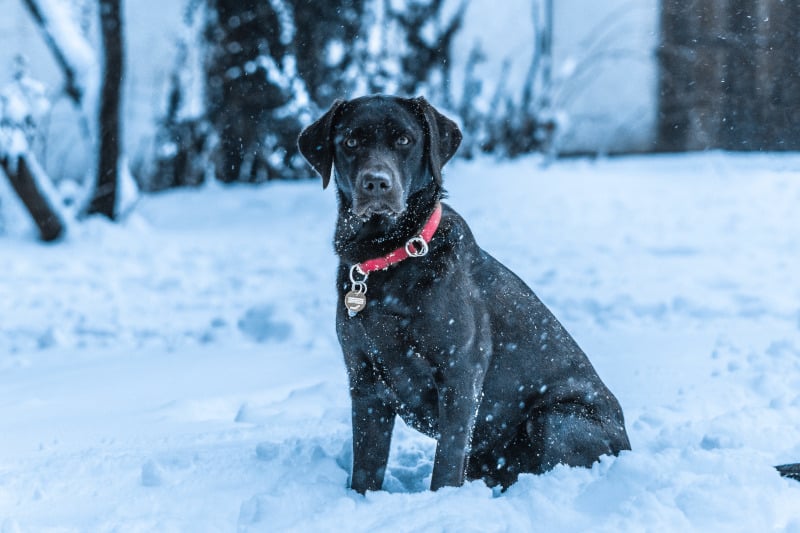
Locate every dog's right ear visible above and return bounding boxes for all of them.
[297,99,345,189]
[411,96,462,186]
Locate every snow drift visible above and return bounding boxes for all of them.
[1,153,799,531]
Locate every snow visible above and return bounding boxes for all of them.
[114,155,140,219]
[36,0,97,89]
[2,153,800,531]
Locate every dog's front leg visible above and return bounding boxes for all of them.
[347,359,395,494]
[430,369,483,490]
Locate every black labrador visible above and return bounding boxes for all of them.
[298,95,631,493]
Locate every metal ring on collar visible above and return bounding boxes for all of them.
[405,236,429,257]
[349,264,369,284]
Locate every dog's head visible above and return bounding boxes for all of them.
[298,95,461,218]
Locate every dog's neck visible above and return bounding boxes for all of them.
[334,183,442,264]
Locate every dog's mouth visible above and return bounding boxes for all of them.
[351,199,405,219]
[351,185,406,219]
[349,164,406,219]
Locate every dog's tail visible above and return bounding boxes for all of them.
[776,463,800,481]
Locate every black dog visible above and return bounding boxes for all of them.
[298,95,631,493]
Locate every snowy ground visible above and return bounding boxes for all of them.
[1,153,799,531]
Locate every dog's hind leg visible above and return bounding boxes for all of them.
[526,402,630,473]
[467,425,536,489]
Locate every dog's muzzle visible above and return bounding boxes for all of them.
[352,166,405,217]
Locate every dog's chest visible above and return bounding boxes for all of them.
[343,290,444,434]
[356,297,439,381]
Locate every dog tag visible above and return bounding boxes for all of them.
[345,290,367,315]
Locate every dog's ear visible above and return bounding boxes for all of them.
[297,99,345,189]
[412,96,462,185]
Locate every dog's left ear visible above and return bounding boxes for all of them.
[297,99,345,189]
[412,96,462,185]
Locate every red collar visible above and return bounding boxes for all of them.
[356,202,443,274]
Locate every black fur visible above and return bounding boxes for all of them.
[298,95,631,493]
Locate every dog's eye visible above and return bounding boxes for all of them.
[396,135,411,146]
[344,137,358,149]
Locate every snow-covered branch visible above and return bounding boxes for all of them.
[20,0,98,114]
[1,63,68,240]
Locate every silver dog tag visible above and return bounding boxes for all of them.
[346,266,369,316]
[345,290,367,315]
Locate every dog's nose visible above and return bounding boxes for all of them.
[361,171,393,192]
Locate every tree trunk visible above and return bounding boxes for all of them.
[1,153,65,242]
[87,0,124,219]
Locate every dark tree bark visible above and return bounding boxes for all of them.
[87,0,124,219]
[1,154,65,242]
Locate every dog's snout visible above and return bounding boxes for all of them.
[351,154,404,216]
[352,166,404,217]
[360,170,393,192]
